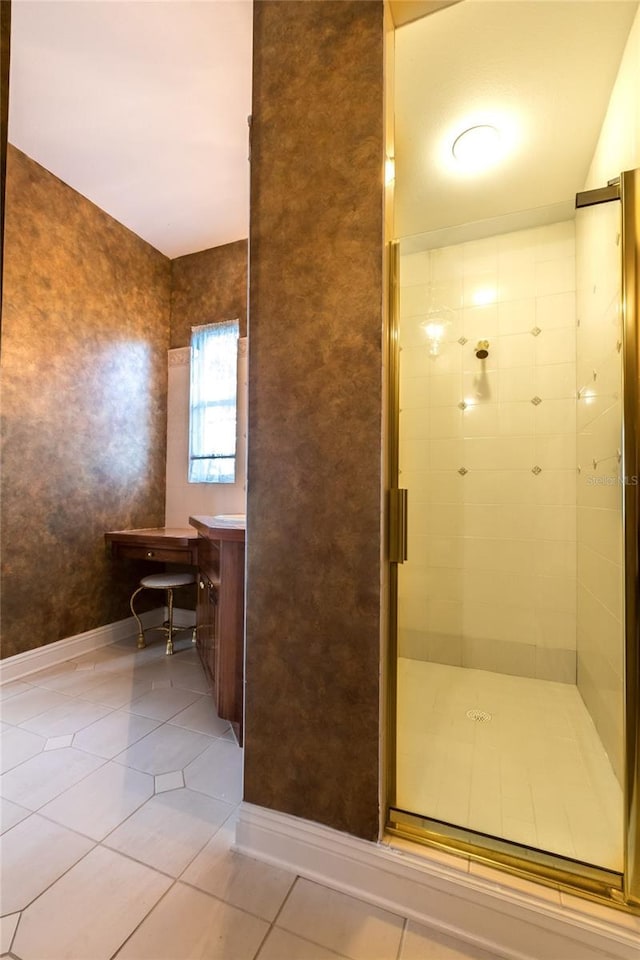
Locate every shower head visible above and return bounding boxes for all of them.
[475,340,490,360]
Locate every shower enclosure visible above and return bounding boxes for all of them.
[387,1,639,911]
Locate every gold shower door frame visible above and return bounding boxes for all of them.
[385,168,640,911]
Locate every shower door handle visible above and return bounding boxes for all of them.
[389,488,408,563]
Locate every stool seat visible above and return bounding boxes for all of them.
[130,571,196,656]
[140,573,195,590]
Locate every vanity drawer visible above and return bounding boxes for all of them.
[111,543,198,565]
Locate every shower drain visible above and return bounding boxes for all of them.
[466,708,492,722]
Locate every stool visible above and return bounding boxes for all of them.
[130,572,196,655]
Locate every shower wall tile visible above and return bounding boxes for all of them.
[398,593,429,632]
[429,438,462,469]
[535,220,575,261]
[535,434,577,469]
[463,637,536,679]
[429,567,463,602]
[401,251,430,286]
[535,504,576,542]
[577,544,622,622]
[398,629,462,666]
[1,146,169,658]
[428,373,461,406]
[400,376,430,409]
[534,362,576,398]
[496,333,535,369]
[428,600,462,636]
[535,648,577,683]
[498,400,535,437]
[461,404,500,437]
[537,576,577,615]
[498,299,535,335]
[498,261,536,303]
[429,471,464,503]
[429,406,464,439]
[536,611,577,650]
[431,245,463,283]
[534,469,576,506]
[426,504,463,537]
[463,236,498,270]
[398,221,578,684]
[462,304,498,340]
[497,366,535,401]
[462,602,503,643]
[535,326,575,365]
[534,398,576,435]
[534,540,577,579]
[428,633,463,667]
[462,538,535,575]
[401,345,433,380]
[534,257,575,297]
[400,283,431,319]
[577,391,618,433]
[576,506,623,564]
[427,536,463,569]
[536,292,576,329]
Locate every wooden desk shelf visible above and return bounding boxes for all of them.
[105,527,198,566]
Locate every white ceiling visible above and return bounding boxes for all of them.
[395,0,638,246]
[8,0,253,259]
[9,1,637,258]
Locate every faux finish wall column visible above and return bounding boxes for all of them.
[244,0,384,840]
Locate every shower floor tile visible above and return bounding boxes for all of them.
[396,659,623,871]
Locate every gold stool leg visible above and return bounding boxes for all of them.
[130,585,146,650]
[165,588,174,656]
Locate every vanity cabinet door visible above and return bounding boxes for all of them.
[196,575,217,688]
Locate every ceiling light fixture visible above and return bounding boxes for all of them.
[451,124,502,172]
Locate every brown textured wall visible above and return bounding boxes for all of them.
[170,240,248,348]
[244,0,385,840]
[1,146,170,658]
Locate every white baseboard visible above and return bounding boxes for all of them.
[0,609,166,684]
[235,803,639,960]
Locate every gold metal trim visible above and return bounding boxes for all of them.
[621,167,640,906]
[388,488,408,563]
[576,182,621,208]
[385,240,401,815]
[387,242,400,492]
[387,811,638,913]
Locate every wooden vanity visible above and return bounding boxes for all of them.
[189,514,245,744]
[105,517,245,744]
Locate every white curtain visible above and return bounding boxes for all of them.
[188,319,239,483]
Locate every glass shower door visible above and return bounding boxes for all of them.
[392,196,626,876]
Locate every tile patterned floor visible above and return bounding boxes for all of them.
[1,634,496,960]
[396,658,623,871]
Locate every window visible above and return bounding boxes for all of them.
[188,319,240,483]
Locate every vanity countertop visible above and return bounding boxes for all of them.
[189,514,246,542]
